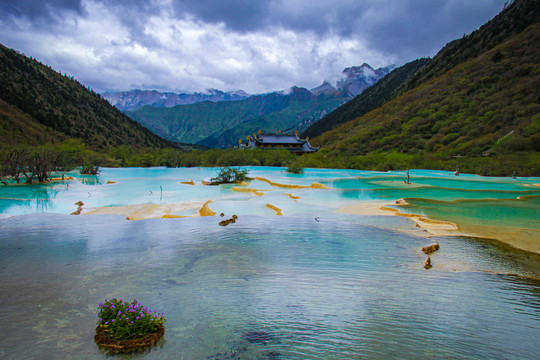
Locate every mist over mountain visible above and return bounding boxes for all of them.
[102,89,250,111]
[311,63,393,96]
[123,64,391,148]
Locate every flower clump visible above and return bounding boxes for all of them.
[97,299,166,340]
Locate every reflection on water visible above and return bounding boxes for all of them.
[0,167,539,359]
[0,214,539,359]
[0,184,59,214]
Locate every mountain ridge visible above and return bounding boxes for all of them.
[0,43,183,150]
[123,64,391,148]
[311,9,539,175]
[103,88,250,111]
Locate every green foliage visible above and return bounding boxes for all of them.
[404,0,539,91]
[0,43,181,150]
[302,58,430,139]
[210,166,252,184]
[286,162,304,174]
[127,87,350,148]
[311,17,540,176]
[97,299,166,341]
[0,144,68,184]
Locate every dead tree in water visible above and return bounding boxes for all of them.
[403,169,411,184]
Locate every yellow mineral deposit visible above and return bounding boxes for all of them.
[49,175,75,181]
[255,177,329,189]
[180,180,195,185]
[198,200,216,216]
[106,180,116,184]
[232,187,266,196]
[283,193,300,200]
[161,214,190,219]
[266,203,282,216]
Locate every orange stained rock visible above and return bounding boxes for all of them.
[106,180,116,184]
[424,256,433,270]
[71,201,84,215]
[266,203,282,216]
[421,241,440,254]
[232,187,265,196]
[199,200,217,216]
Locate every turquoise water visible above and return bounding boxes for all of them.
[0,167,539,359]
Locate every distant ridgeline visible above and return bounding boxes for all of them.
[239,131,319,155]
[0,43,184,151]
[308,0,540,176]
[123,64,391,149]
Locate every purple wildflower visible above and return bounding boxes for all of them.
[130,321,134,324]
[98,302,103,307]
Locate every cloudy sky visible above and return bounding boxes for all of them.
[0,0,507,94]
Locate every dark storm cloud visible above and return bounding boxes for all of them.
[169,0,507,61]
[0,0,509,93]
[0,0,84,25]
[171,0,271,31]
[356,0,509,60]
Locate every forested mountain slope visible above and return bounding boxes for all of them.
[313,20,539,174]
[404,0,539,91]
[0,44,178,150]
[302,58,429,139]
[127,87,350,148]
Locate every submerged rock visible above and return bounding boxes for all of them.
[243,330,275,345]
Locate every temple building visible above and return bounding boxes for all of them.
[239,131,319,154]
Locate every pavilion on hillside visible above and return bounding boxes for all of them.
[239,131,319,154]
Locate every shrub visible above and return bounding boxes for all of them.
[286,162,304,174]
[96,299,166,340]
[209,166,252,184]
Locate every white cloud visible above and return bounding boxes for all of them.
[0,0,507,94]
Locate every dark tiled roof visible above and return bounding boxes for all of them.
[256,134,304,144]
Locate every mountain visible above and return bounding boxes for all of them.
[312,0,539,174]
[404,0,540,92]
[302,58,429,139]
[311,63,392,96]
[127,86,350,148]
[102,89,250,111]
[0,43,184,150]
[125,64,391,148]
